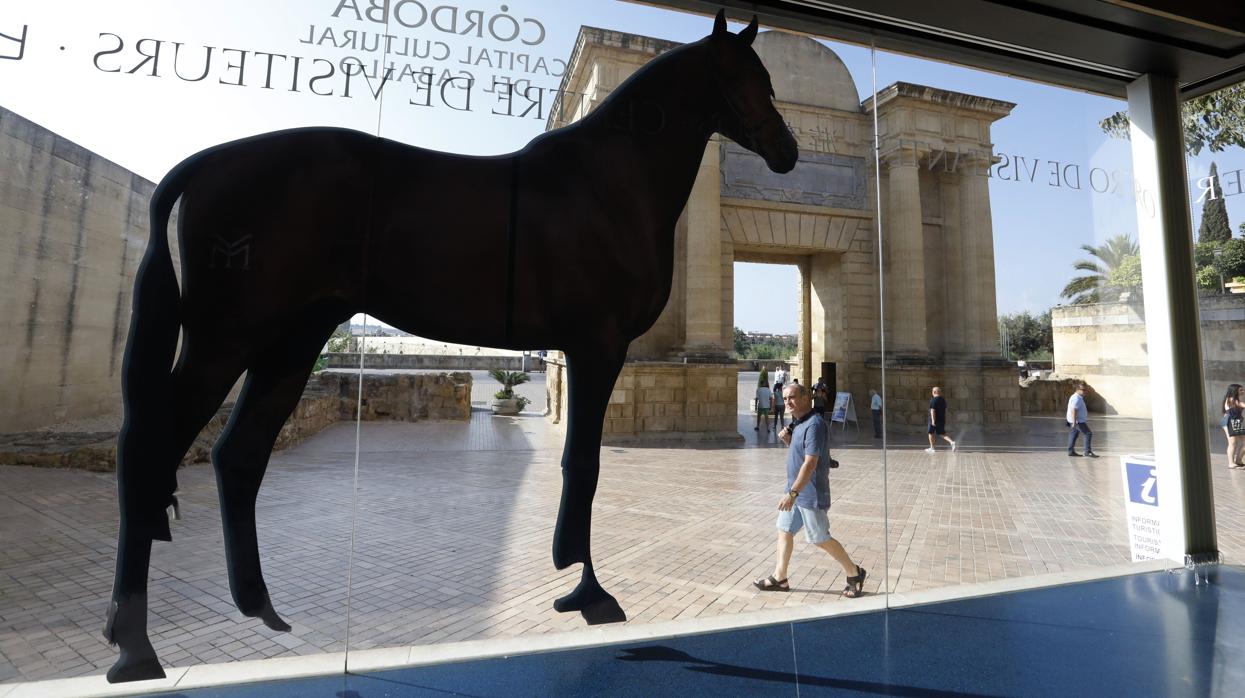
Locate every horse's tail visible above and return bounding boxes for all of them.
[116,157,201,541]
[120,160,199,408]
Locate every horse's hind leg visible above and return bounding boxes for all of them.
[551,347,627,624]
[107,345,245,683]
[212,322,336,631]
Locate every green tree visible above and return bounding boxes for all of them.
[997,311,1053,359]
[1196,264,1222,290]
[733,327,748,357]
[1195,238,1245,290]
[313,327,353,372]
[1223,238,1245,279]
[1105,254,1143,289]
[1198,162,1233,242]
[1100,83,1245,156]
[1060,234,1139,304]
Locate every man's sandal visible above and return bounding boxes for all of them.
[842,566,867,598]
[753,575,790,592]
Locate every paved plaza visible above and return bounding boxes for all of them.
[3,372,1244,684]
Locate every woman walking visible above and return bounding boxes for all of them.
[1222,384,1245,469]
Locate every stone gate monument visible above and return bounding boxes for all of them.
[543,28,1022,441]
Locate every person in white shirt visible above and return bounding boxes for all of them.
[755,378,773,432]
[869,389,883,438]
[773,364,789,388]
[1066,383,1097,457]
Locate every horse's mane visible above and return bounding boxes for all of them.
[528,36,710,148]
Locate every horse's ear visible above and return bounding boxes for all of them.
[740,16,759,45]
[713,9,728,38]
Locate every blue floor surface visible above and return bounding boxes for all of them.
[154,566,1245,697]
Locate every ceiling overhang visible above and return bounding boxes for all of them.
[636,1,1245,98]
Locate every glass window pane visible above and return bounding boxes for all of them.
[1183,81,1245,560]
[872,47,1166,598]
[0,1,380,682]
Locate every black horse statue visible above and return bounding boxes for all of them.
[105,10,797,682]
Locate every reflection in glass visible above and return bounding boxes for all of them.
[1184,81,1245,563]
[0,0,382,682]
[872,48,1161,597]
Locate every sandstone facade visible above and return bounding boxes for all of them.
[544,29,1022,437]
[1052,294,1245,419]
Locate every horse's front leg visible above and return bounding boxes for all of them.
[551,348,627,624]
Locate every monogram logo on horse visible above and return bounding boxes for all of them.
[105,10,798,682]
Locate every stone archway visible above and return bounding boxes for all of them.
[544,27,1021,442]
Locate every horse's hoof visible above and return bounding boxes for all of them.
[553,588,627,624]
[106,651,165,684]
[581,597,627,625]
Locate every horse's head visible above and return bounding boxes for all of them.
[705,11,798,174]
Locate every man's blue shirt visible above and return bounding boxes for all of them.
[787,413,831,509]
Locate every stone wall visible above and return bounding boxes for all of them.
[339,371,473,422]
[545,358,739,443]
[323,353,544,372]
[0,107,163,432]
[867,362,1021,433]
[0,371,471,471]
[1020,377,1107,415]
[1052,295,1245,418]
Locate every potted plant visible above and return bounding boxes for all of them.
[1227,276,1245,294]
[489,369,531,415]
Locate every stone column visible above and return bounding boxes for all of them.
[811,251,845,386]
[940,172,967,354]
[886,160,928,355]
[680,140,726,359]
[958,161,999,355]
[798,257,812,386]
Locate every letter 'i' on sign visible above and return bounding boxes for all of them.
[1126,461,1158,506]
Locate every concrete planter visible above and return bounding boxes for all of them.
[1227,281,1245,294]
[491,398,522,415]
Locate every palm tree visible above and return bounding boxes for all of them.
[1060,234,1139,304]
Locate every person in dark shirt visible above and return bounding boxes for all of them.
[925,386,957,453]
[812,377,829,416]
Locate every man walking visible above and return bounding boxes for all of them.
[752,384,867,598]
[870,389,883,438]
[773,363,789,392]
[1067,382,1098,457]
[812,376,830,417]
[925,386,957,453]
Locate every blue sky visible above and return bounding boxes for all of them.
[3,0,1240,335]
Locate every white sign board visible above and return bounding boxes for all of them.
[1119,454,1184,563]
[830,391,857,432]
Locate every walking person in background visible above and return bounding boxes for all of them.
[1221,383,1245,469]
[752,383,866,598]
[772,381,786,430]
[755,377,772,432]
[1066,382,1098,458]
[925,386,957,453]
[773,363,789,393]
[870,389,883,439]
[812,376,829,417]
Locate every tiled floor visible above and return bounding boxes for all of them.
[2,371,1243,684]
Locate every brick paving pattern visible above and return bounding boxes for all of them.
[2,372,1243,683]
